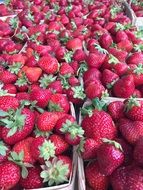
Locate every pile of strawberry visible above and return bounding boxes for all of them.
[79,97,143,190]
[129,0,143,17]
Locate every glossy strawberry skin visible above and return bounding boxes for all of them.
[108,101,124,121]
[50,134,69,155]
[133,138,143,165]
[0,70,17,84]
[2,108,35,145]
[0,96,19,112]
[0,161,20,189]
[20,167,43,189]
[81,110,117,144]
[85,161,109,190]
[97,143,124,176]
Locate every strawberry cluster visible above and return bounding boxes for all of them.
[129,0,143,17]
[80,97,143,190]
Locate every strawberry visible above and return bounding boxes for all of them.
[20,167,43,189]
[55,114,76,134]
[48,93,70,113]
[30,136,56,163]
[0,161,20,189]
[85,160,109,190]
[110,166,129,190]
[1,108,35,145]
[101,69,119,89]
[37,111,60,132]
[30,88,52,108]
[50,134,69,155]
[0,96,19,111]
[108,101,124,120]
[59,62,74,76]
[21,66,42,83]
[126,52,143,65]
[73,49,86,62]
[113,75,135,98]
[66,38,83,51]
[16,92,30,101]
[134,138,143,165]
[125,98,143,121]
[99,33,113,49]
[117,39,133,52]
[86,51,107,69]
[119,118,143,144]
[85,80,105,99]
[40,157,71,186]
[57,155,72,178]
[0,140,10,163]
[3,84,17,94]
[81,104,117,144]
[128,64,143,86]
[0,70,17,84]
[13,137,35,164]
[126,166,143,190]
[38,55,59,74]
[115,30,128,43]
[48,80,63,93]
[109,47,128,62]
[83,68,102,86]
[81,138,100,160]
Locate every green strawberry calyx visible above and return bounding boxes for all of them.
[8,151,33,179]
[39,140,56,161]
[0,141,8,156]
[61,119,84,139]
[108,54,119,64]
[133,64,143,75]
[0,109,26,137]
[20,100,44,113]
[15,72,30,87]
[94,43,109,54]
[125,97,140,112]
[34,127,51,138]
[40,157,69,186]
[134,44,143,52]
[64,51,73,63]
[48,101,63,112]
[59,74,71,90]
[72,85,86,100]
[110,6,121,18]
[39,74,57,89]
[77,62,88,77]
[8,62,22,75]
[102,138,123,152]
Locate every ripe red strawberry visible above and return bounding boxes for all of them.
[119,118,143,144]
[128,64,143,86]
[0,96,19,111]
[48,80,63,93]
[16,92,30,101]
[126,166,143,190]
[59,62,74,76]
[0,70,17,84]
[115,30,128,43]
[21,66,42,83]
[117,39,133,52]
[57,155,72,178]
[108,101,124,120]
[85,80,105,99]
[0,140,10,163]
[37,111,60,132]
[85,160,109,190]
[38,55,59,74]
[97,139,124,176]
[126,52,143,65]
[134,138,143,165]
[55,114,76,134]
[113,75,135,98]
[110,166,129,190]
[48,93,70,113]
[30,136,56,163]
[125,98,143,121]
[101,69,119,89]
[30,88,52,108]
[20,167,43,189]
[13,137,35,164]
[86,52,107,69]
[0,161,20,189]
[66,38,82,51]
[73,49,86,62]
[1,108,35,145]
[83,68,102,86]
[3,84,17,94]
[99,33,113,49]
[50,134,69,155]
[81,138,100,160]
[109,47,128,62]
[81,108,117,144]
